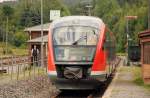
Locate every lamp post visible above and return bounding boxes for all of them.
[41,0,44,67]
[85,5,92,16]
[125,16,137,66]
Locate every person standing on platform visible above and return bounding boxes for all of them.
[31,45,39,66]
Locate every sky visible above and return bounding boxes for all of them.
[0,0,17,3]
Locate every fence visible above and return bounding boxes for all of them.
[0,56,57,98]
[0,56,48,83]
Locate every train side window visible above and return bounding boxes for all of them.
[104,30,111,50]
[102,38,106,50]
[105,30,112,61]
[102,36,109,51]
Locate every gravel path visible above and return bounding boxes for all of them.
[109,66,150,98]
[0,75,58,98]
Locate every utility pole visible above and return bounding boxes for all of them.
[126,18,129,66]
[41,0,44,67]
[24,0,27,9]
[5,16,8,54]
[148,0,150,29]
[2,24,5,47]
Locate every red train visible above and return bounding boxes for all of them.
[48,16,116,90]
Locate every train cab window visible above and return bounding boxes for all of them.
[53,26,100,62]
[53,26,99,45]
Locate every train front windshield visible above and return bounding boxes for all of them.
[53,26,99,62]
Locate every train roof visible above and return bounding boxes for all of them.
[50,16,104,29]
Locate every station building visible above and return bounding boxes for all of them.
[24,23,50,60]
[139,30,150,84]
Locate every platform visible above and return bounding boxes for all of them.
[102,57,150,98]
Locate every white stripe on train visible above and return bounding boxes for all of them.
[91,71,106,75]
[48,71,57,75]
[48,71,106,75]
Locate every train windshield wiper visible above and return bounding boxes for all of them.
[72,35,87,45]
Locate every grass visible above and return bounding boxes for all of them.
[0,42,28,57]
[0,66,47,84]
[119,66,131,72]
[116,53,126,56]
[132,66,150,91]
[11,48,28,56]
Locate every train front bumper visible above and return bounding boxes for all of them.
[48,73,106,90]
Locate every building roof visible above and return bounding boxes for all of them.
[139,29,150,38]
[24,23,50,32]
[27,35,48,43]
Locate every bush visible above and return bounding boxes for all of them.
[13,31,28,47]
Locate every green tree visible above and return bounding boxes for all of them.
[2,5,14,54]
[93,0,148,52]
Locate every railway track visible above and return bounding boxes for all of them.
[0,55,30,73]
[52,86,105,98]
[56,90,94,98]
[51,57,121,98]
[0,55,30,65]
[51,76,114,98]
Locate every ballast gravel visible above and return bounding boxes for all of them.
[0,75,59,98]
